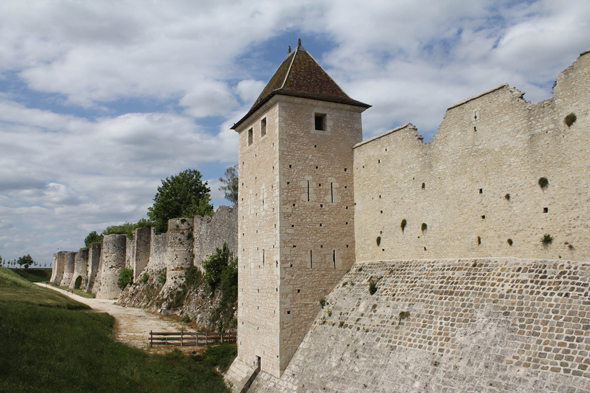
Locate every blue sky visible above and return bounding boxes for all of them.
[0,0,589,266]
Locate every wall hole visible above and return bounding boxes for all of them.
[543,207,549,213]
[479,188,483,194]
[477,236,481,245]
[505,193,510,201]
[481,215,485,219]
[422,183,425,189]
[507,239,513,246]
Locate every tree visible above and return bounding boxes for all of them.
[84,231,103,248]
[147,169,214,234]
[17,254,35,269]
[202,243,234,293]
[0,255,3,266]
[219,164,238,206]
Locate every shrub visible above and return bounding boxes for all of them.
[400,219,407,232]
[328,309,332,317]
[185,265,202,288]
[538,177,549,190]
[182,314,191,323]
[319,299,326,308]
[117,268,133,290]
[369,279,377,295]
[376,236,381,246]
[564,113,577,127]
[542,234,553,246]
[74,276,82,290]
[158,267,167,285]
[140,272,149,284]
[421,223,427,232]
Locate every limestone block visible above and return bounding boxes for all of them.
[132,226,151,281]
[95,234,127,299]
[193,205,237,269]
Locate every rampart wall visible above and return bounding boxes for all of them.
[132,227,151,280]
[86,242,102,293]
[193,205,237,269]
[50,252,65,285]
[246,257,590,392]
[353,50,590,263]
[70,248,88,289]
[96,234,127,299]
[163,217,194,292]
[60,251,76,287]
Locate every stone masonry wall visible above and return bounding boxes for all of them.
[353,50,590,264]
[60,251,76,287]
[50,252,65,285]
[249,257,590,392]
[147,228,167,272]
[132,226,151,281]
[193,205,237,269]
[163,218,194,292]
[70,248,88,289]
[96,234,127,299]
[86,242,102,293]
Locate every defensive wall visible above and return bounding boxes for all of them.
[246,257,590,392]
[354,49,590,263]
[226,48,590,391]
[50,206,237,298]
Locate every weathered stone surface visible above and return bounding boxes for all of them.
[193,205,237,269]
[248,258,590,392]
[69,248,88,289]
[60,251,76,287]
[96,234,127,299]
[50,251,65,285]
[86,242,102,293]
[132,226,151,281]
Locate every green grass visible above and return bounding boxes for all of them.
[0,267,234,392]
[11,268,52,282]
[54,284,96,298]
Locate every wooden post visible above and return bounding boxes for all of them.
[181,330,184,346]
[206,331,208,346]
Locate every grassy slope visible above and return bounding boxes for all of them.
[12,268,52,282]
[0,267,235,393]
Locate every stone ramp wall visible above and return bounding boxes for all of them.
[248,258,590,392]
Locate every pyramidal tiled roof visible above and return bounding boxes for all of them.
[232,41,370,130]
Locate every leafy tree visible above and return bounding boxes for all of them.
[17,254,35,269]
[219,164,238,206]
[84,231,103,248]
[0,255,3,266]
[148,169,213,234]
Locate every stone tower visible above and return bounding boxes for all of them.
[232,41,370,377]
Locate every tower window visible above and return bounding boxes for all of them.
[260,118,267,137]
[248,128,253,146]
[315,114,326,131]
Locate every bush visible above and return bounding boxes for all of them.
[542,234,553,246]
[185,265,203,288]
[319,299,326,308]
[182,314,191,323]
[140,272,149,284]
[202,243,234,293]
[538,177,549,190]
[158,268,167,285]
[118,268,133,290]
[564,113,577,127]
[74,275,83,290]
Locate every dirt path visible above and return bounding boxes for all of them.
[36,283,194,351]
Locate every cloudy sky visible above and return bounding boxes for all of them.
[1,0,589,266]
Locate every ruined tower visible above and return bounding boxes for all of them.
[232,41,370,377]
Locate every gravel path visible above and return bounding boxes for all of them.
[36,283,194,350]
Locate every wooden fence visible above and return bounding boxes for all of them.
[149,331,236,347]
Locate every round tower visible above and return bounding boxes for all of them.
[95,234,127,299]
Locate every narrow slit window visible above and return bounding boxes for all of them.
[333,250,336,269]
[309,250,313,268]
[331,182,334,203]
[315,114,326,131]
[307,180,310,201]
[260,118,267,137]
[248,128,253,146]
[262,249,265,266]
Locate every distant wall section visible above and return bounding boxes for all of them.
[193,205,237,268]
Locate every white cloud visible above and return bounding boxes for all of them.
[1,0,589,265]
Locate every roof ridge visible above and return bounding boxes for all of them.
[280,45,298,89]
